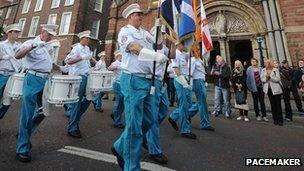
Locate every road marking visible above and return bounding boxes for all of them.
[58,146,176,171]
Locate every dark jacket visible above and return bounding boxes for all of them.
[293,67,304,87]
[211,63,231,89]
[279,66,292,89]
[231,68,247,92]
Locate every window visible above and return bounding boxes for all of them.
[22,0,31,14]
[34,0,44,12]
[59,12,72,35]
[28,16,39,37]
[5,7,12,19]
[94,0,104,12]
[91,20,100,39]
[51,0,60,9]
[48,14,57,24]
[19,18,26,37]
[65,0,74,6]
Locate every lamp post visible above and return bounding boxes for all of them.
[256,34,265,68]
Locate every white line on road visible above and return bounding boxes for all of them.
[58,146,176,171]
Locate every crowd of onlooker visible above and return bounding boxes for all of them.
[207,56,304,126]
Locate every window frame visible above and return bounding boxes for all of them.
[51,0,60,9]
[59,12,72,35]
[19,18,27,37]
[34,0,44,12]
[21,0,31,14]
[48,14,57,25]
[28,16,40,37]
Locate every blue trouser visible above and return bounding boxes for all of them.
[189,79,211,128]
[214,86,231,115]
[64,104,72,117]
[146,80,169,155]
[112,81,124,126]
[68,75,91,133]
[92,91,105,110]
[16,73,47,154]
[113,72,155,171]
[0,74,10,119]
[169,79,192,134]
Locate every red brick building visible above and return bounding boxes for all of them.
[0,0,111,64]
[106,0,304,67]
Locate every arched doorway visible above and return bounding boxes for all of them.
[204,0,267,67]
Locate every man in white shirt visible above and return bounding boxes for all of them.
[15,24,60,162]
[0,24,22,120]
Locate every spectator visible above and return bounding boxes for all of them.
[231,60,249,121]
[246,58,268,122]
[279,60,293,121]
[299,75,304,103]
[292,59,304,114]
[261,60,283,126]
[211,55,231,118]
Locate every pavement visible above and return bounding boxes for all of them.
[0,86,304,171]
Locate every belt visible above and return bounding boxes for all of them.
[27,70,49,79]
[0,70,14,76]
[123,71,153,80]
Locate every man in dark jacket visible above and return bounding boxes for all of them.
[280,60,293,121]
[292,59,304,114]
[211,55,231,118]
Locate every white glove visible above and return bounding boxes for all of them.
[155,52,168,63]
[1,55,13,60]
[81,54,91,60]
[32,41,46,48]
[175,75,191,89]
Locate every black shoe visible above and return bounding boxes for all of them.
[95,108,104,112]
[67,130,82,139]
[168,117,179,131]
[16,153,31,162]
[181,132,197,139]
[110,114,114,121]
[114,124,125,129]
[111,147,124,169]
[169,103,174,107]
[278,122,283,126]
[201,126,215,132]
[149,153,168,164]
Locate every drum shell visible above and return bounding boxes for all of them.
[88,71,114,92]
[8,73,25,100]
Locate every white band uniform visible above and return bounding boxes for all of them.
[47,75,82,106]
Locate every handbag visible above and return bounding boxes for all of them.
[235,90,246,104]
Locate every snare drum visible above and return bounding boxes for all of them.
[87,71,114,92]
[48,75,82,106]
[8,73,25,100]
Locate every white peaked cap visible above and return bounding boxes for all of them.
[41,24,58,36]
[4,23,21,33]
[77,30,92,39]
[122,3,143,19]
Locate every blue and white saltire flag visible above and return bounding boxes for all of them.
[178,0,196,40]
[160,0,180,34]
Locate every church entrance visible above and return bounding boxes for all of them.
[229,40,253,67]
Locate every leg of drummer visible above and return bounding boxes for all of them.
[16,74,46,161]
[92,91,104,112]
[31,91,45,133]
[67,75,88,138]
[0,75,10,119]
[112,82,124,127]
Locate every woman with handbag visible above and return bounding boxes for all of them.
[232,60,249,121]
[261,59,283,126]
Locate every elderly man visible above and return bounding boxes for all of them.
[15,24,59,162]
[65,30,94,138]
[111,3,168,170]
[0,24,22,120]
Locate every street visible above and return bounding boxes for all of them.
[0,88,304,170]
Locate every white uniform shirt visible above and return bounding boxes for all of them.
[190,57,206,80]
[0,40,22,72]
[20,36,54,73]
[172,49,189,76]
[109,60,122,82]
[155,45,169,79]
[167,62,175,78]
[117,24,154,74]
[67,43,91,76]
[94,59,107,71]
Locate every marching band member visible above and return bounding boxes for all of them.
[111,3,168,170]
[65,30,93,139]
[15,24,60,162]
[145,27,170,164]
[168,42,197,139]
[108,50,124,129]
[0,24,22,120]
[92,51,107,112]
[188,55,215,131]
